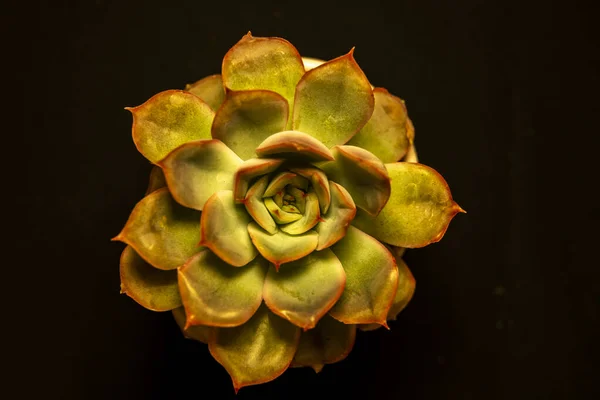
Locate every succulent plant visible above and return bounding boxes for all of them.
[113,33,464,392]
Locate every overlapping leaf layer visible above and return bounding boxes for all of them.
[114,33,464,391]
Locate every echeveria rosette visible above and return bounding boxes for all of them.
[113,33,464,392]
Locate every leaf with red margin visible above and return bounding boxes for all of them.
[315,182,357,250]
[172,307,213,343]
[158,139,242,210]
[233,158,284,203]
[329,226,399,326]
[255,131,335,162]
[178,249,268,327]
[212,90,289,160]
[119,246,181,311]
[209,303,300,393]
[185,74,226,111]
[263,249,345,329]
[112,188,202,270]
[352,162,465,248]
[292,50,374,148]
[126,90,214,163]
[145,166,166,195]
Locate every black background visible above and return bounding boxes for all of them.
[13,0,598,399]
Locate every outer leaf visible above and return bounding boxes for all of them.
[185,74,226,111]
[315,182,357,250]
[247,222,318,269]
[126,90,214,163]
[290,167,331,214]
[119,246,181,311]
[158,139,242,210]
[330,226,399,326]
[263,249,345,329]
[352,162,464,247]
[255,131,335,162]
[388,257,416,321]
[113,188,202,270]
[178,249,268,327]
[145,166,166,195]
[293,315,356,372]
[212,90,289,160]
[200,190,257,267]
[321,145,391,216]
[233,158,284,203]
[244,176,277,234]
[347,88,411,163]
[209,304,300,392]
[292,50,374,148]
[222,33,305,108]
[280,192,320,235]
[172,307,213,343]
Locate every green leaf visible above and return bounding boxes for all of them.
[263,248,345,329]
[119,246,181,311]
[352,162,465,247]
[126,90,214,163]
[263,171,309,198]
[233,158,284,203]
[292,50,374,148]
[158,139,243,210]
[330,226,398,326]
[200,190,257,267]
[293,315,356,372]
[222,33,305,109]
[290,167,331,214]
[211,90,289,160]
[244,176,277,234]
[280,192,320,235]
[255,131,334,162]
[145,166,166,195]
[178,249,268,327]
[347,88,412,163]
[315,182,357,250]
[388,257,416,321]
[264,198,303,224]
[185,74,226,111]
[247,222,318,268]
[209,303,300,392]
[321,145,391,216]
[172,307,213,343]
[113,188,202,270]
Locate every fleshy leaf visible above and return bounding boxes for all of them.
[212,90,289,160]
[263,248,345,329]
[244,176,277,234]
[315,182,357,250]
[233,158,284,203]
[159,139,243,210]
[292,50,374,148]
[127,90,214,163]
[290,167,331,214]
[119,246,181,311]
[209,303,300,392]
[352,162,464,247]
[347,88,411,163]
[247,222,318,268]
[388,257,416,320]
[222,33,305,108]
[113,188,202,270]
[255,131,335,162]
[321,145,391,216]
[293,315,356,372]
[178,249,268,327]
[145,166,166,195]
[172,307,213,343]
[200,190,257,267]
[280,192,320,235]
[264,198,303,224]
[330,226,398,326]
[185,74,226,111]
[263,171,308,198]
